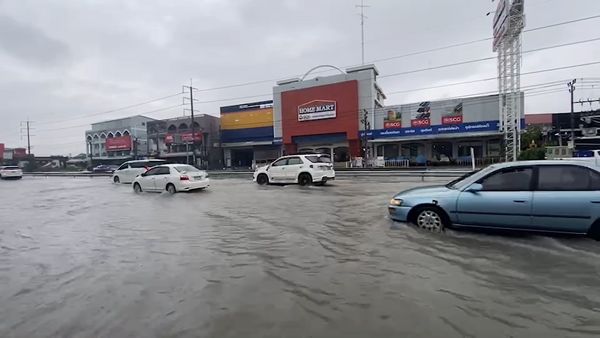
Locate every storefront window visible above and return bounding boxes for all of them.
[458,144,483,158]
[432,142,453,162]
[333,147,349,162]
[401,143,425,162]
[487,140,501,157]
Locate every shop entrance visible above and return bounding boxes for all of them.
[231,148,253,168]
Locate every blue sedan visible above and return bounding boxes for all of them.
[388,160,600,240]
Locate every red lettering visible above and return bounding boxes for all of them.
[442,116,463,125]
[411,119,431,127]
[384,121,402,129]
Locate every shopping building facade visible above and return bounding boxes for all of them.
[220,100,280,168]
[273,64,385,164]
[85,115,155,164]
[146,114,222,169]
[364,94,525,166]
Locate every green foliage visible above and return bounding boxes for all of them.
[521,126,543,150]
[518,148,546,161]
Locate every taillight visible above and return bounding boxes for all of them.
[180,175,190,181]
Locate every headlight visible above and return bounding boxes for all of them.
[389,198,403,206]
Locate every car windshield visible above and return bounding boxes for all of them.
[305,155,331,163]
[174,165,200,173]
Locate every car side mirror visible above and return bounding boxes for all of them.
[141,172,147,177]
[466,183,483,193]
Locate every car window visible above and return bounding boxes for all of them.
[271,158,287,167]
[130,162,147,169]
[116,164,129,170]
[537,165,595,191]
[477,167,533,191]
[174,165,199,173]
[155,166,171,175]
[3,166,20,170]
[144,167,161,175]
[287,157,303,165]
[305,155,331,163]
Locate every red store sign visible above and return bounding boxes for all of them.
[105,135,131,151]
[442,115,464,125]
[181,132,203,142]
[411,119,431,128]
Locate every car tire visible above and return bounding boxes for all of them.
[113,176,120,184]
[410,206,447,233]
[298,173,312,186]
[166,183,176,194]
[256,174,269,185]
[588,221,600,241]
[133,183,142,193]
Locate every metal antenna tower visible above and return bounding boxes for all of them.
[356,0,369,65]
[493,0,525,161]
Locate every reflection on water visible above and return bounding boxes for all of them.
[0,177,599,338]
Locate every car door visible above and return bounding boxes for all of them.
[531,165,600,233]
[284,156,304,181]
[138,167,160,191]
[152,166,172,191]
[455,166,534,228]
[115,163,130,181]
[268,158,288,182]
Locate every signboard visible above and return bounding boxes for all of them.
[0,143,4,160]
[13,148,27,158]
[383,107,402,129]
[362,120,501,139]
[493,0,509,51]
[105,135,132,151]
[411,101,431,128]
[441,102,464,125]
[181,132,203,142]
[298,100,337,121]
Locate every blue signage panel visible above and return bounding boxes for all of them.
[361,120,502,139]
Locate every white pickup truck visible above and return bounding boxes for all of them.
[560,149,600,166]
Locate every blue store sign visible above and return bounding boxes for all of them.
[360,120,504,139]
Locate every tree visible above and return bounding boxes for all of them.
[521,126,543,150]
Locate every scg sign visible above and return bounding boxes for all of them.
[298,100,336,121]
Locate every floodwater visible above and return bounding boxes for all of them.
[0,176,599,338]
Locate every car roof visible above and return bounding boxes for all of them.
[491,160,600,170]
[124,159,166,163]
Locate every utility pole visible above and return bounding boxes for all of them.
[361,109,370,167]
[20,119,34,155]
[183,81,198,166]
[356,0,369,65]
[568,79,577,145]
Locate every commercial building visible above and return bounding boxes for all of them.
[364,94,524,165]
[220,100,280,168]
[146,114,222,169]
[273,64,385,163]
[1,145,27,165]
[85,115,155,165]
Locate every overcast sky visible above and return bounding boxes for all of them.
[1,0,599,156]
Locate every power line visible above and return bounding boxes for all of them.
[37,92,184,126]
[191,14,600,93]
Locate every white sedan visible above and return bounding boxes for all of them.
[0,166,23,180]
[132,164,209,194]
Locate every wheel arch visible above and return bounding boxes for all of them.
[407,203,452,226]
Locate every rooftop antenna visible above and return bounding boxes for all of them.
[356,0,369,65]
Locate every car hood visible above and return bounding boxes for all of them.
[394,185,453,198]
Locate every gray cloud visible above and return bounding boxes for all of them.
[0,0,599,156]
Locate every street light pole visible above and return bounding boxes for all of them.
[568,79,577,145]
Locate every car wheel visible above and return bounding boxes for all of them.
[412,207,447,233]
[166,184,176,194]
[256,174,269,185]
[588,221,600,241]
[133,183,142,193]
[113,176,120,184]
[298,173,312,186]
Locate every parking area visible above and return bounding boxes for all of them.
[1,176,599,337]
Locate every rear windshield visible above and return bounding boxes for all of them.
[2,166,20,170]
[174,165,200,173]
[305,156,331,163]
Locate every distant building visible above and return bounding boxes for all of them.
[85,115,155,164]
[146,114,222,169]
[220,100,280,168]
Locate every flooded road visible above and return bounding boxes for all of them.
[1,176,599,338]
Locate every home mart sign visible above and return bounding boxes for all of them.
[361,120,504,139]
